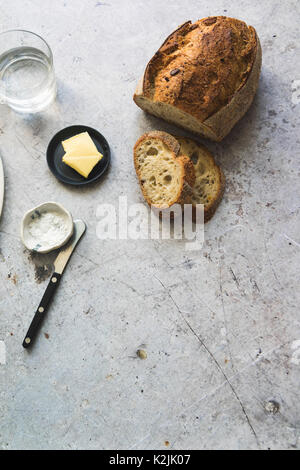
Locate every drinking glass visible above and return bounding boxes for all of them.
[0,30,56,113]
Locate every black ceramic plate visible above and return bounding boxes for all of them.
[47,125,110,186]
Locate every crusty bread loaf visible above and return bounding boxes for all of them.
[133,131,195,208]
[176,137,225,222]
[134,16,262,141]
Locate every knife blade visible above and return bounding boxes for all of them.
[54,219,86,274]
[22,219,86,349]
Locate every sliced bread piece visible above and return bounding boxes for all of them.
[134,131,195,209]
[176,137,225,222]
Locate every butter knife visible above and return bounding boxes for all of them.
[22,219,86,349]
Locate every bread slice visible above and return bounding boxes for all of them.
[176,137,225,222]
[134,17,262,142]
[134,131,195,208]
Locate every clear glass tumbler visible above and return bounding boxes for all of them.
[0,30,56,113]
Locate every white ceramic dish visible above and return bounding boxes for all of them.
[0,156,4,219]
[21,202,74,254]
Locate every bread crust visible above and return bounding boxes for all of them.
[201,167,225,222]
[176,154,196,205]
[133,16,262,141]
[133,131,195,208]
[134,130,180,157]
[176,136,225,222]
[204,36,262,141]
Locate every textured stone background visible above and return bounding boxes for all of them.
[0,0,299,450]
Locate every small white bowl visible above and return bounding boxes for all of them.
[21,202,74,254]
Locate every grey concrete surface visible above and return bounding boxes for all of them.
[0,0,299,450]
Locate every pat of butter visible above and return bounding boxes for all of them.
[62,153,102,178]
[61,131,103,178]
[62,132,99,157]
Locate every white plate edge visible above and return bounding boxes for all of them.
[0,156,4,219]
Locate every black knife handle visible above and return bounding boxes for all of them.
[22,273,62,349]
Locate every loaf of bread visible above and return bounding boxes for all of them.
[176,136,225,222]
[134,16,262,141]
[133,131,195,209]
